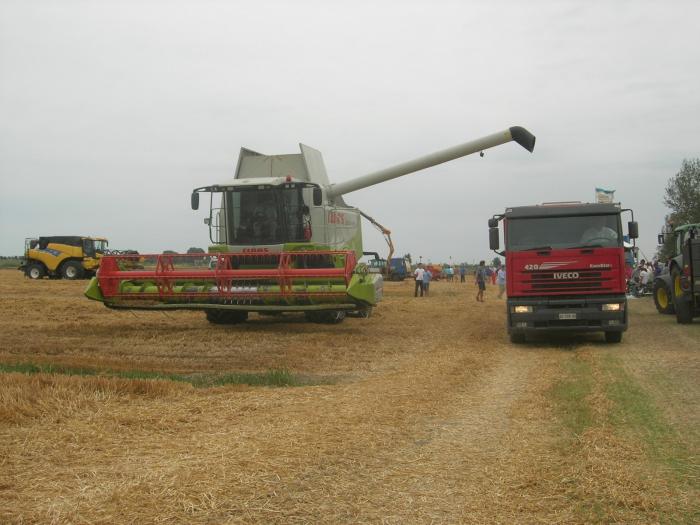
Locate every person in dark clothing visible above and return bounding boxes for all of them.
[475,260,487,302]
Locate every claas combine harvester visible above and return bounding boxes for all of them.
[85,126,535,324]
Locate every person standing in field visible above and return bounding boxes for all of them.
[423,267,432,296]
[460,264,466,283]
[497,266,506,298]
[414,263,425,297]
[475,260,487,302]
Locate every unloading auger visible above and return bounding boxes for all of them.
[85,126,535,324]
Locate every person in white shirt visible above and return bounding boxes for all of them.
[414,263,425,297]
[497,267,506,298]
[639,266,650,286]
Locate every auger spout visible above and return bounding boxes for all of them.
[327,126,535,198]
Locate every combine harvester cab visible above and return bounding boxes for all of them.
[86,126,535,324]
[22,236,108,280]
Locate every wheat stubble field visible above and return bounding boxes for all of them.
[0,269,698,524]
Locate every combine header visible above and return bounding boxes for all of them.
[86,126,536,323]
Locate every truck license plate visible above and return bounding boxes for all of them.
[559,313,577,320]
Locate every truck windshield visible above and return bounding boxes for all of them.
[507,214,621,251]
[222,186,308,245]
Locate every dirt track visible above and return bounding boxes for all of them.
[0,270,698,523]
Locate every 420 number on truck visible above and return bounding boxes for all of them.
[488,202,638,344]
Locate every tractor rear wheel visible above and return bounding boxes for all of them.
[653,278,675,314]
[205,309,248,325]
[61,261,84,280]
[672,269,693,324]
[26,262,45,280]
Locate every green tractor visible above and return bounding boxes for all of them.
[654,223,700,323]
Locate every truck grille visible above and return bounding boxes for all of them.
[521,269,612,294]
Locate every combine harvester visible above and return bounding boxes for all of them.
[85,126,536,324]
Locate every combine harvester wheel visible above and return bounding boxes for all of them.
[205,310,249,325]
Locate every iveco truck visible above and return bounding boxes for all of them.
[488,202,638,343]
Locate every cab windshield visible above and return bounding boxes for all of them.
[216,185,309,245]
[507,214,621,251]
[93,240,108,253]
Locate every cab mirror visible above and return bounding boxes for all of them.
[313,187,323,206]
[191,192,200,210]
[628,221,638,239]
[489,227,500,250]
[488,217,499,228]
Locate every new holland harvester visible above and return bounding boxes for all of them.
[85,126,536,324]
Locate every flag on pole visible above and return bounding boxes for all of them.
[595,187,615,203]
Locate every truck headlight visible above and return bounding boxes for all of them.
[602,303,623,311]
[513,305,533,313]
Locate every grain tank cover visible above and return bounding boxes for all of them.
[234,144,331,186]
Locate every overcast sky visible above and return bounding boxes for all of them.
[1,0,698,263]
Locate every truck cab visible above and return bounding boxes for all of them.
[489,202,638,343]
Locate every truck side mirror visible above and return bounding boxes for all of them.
[191,192,200,210]
[488,218,499,228]
[313,187,323,206]
[489,227,500,250]
[628,221,638,239]
[657,234,665,245]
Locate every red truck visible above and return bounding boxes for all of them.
[488,202,638,344]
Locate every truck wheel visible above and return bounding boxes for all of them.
[205,309,248,324]
[26,262,45,280]
[61,261,85,280]
[671,269,693,324]
[652,278,675,314]
[604,331,622,343]
[509,332,525,344]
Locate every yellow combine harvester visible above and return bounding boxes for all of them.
[20,236,108,279]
